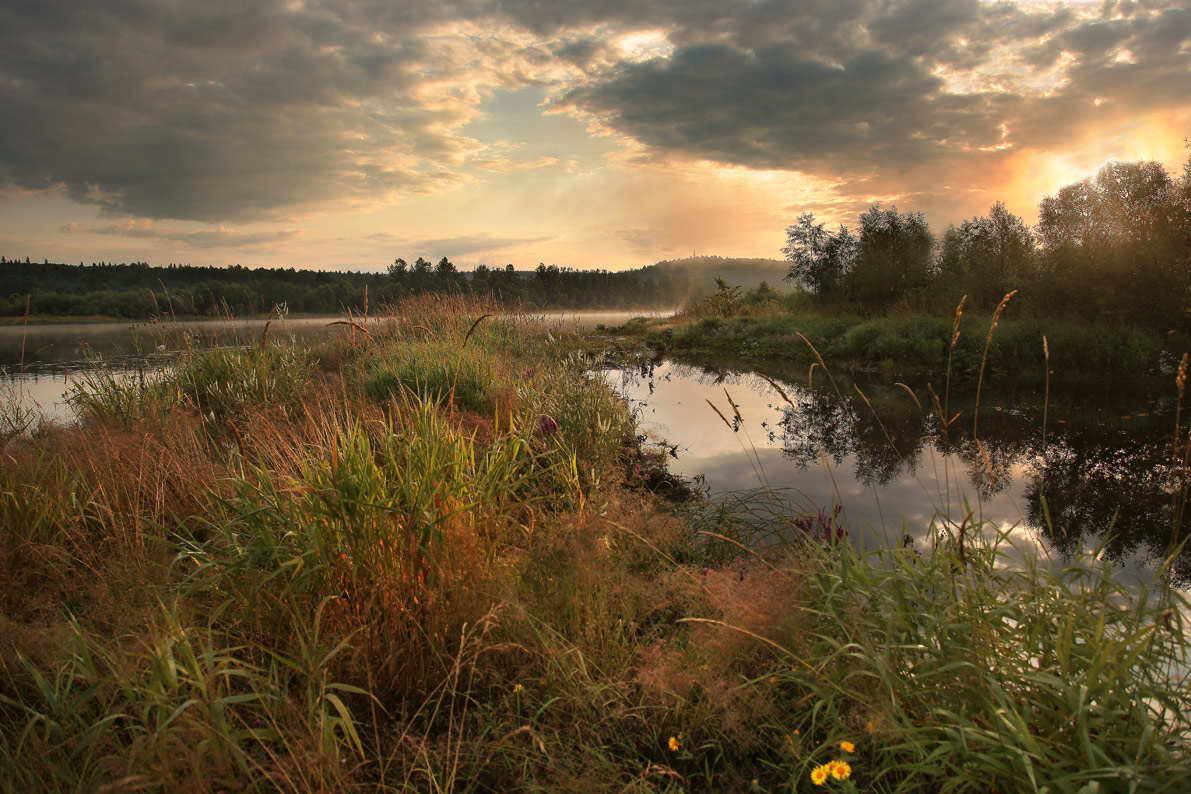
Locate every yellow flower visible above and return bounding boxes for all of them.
[512,683,523,693]
[668,736,680,752]
[840,740,855,753]
[831,761,852,781]
[810,765,829,786]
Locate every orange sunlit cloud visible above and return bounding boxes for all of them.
[0,0,1187,271]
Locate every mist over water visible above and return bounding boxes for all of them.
[1,311,672,422]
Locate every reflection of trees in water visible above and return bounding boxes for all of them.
[612,356,1191,578]
[950,433,1022,500]
[776,386,927,488]
[1024,431,1191,584]
[761,370,1189,575]
[776,382,1032,493]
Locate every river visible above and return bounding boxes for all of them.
[5,316,1186,585]
[0,310,660,421]
[603,354,1189,586]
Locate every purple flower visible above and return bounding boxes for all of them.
[540,415,559,435]
[791,503,847,544]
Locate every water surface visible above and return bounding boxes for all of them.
[1,311,667,421]
[604,356,1188,585]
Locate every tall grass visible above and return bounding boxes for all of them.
[747,519,1190,792]
[3,294,1189,792]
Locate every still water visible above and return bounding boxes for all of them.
[604,355,1189,585]
[6,317,1186,584]
[0,311,663,421]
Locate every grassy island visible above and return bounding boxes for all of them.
[622,285,1191,385]
[2,296,1188,792]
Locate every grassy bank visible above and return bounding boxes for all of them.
[2,295,1189,791]
[632,298,1191,381]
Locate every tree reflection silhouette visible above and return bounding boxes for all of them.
[610,353,1189,582]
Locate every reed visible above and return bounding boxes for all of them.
[3,294,1189,792]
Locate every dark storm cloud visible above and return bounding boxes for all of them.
[561,39,1014,176]
[1,0,1188,225]
[0,0,484,221]
[867,0,983,57]
[552,0,1190,197]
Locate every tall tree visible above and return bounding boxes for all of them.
[939,202,1034,308]
[852,205,933,307]
[782,213,857,297]
[1037,160,1188,324]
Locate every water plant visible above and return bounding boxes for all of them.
[3,294,1189,792]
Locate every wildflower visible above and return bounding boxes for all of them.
[540,414,559,435]
[840,740,855,753]
[512,683,523,693]
[831,761,852,781]
[768,676,777,684]
[810,765,829,786]
[794,729,800,735]
[668,736,680,752]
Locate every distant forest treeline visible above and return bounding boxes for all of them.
[0,259,688,319]
[782,155,1191,330]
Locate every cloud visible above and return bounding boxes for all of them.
[60,221,300,248]
[0,1,525,222]
[363,232,558,258]
[552,0,1190,214]
[1,0,1187,233]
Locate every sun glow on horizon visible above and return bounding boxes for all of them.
[1001,110,1191,222]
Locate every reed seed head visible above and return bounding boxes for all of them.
[1178,353,1188,400]
[951,295,967,349]
[986,290,1018,344]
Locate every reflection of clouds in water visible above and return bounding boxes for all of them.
[3,370,71,423]
[613,360,1027,532]
[605,358,1187,586]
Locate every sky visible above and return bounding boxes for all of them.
[1,0,1189,273]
